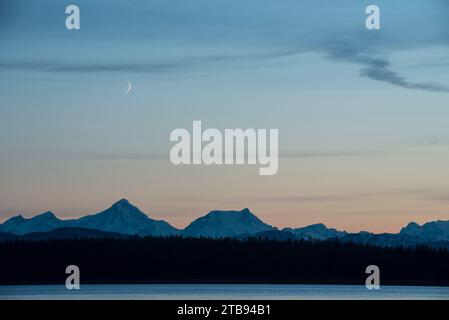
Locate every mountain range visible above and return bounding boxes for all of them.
[1,199,448,248]
[0,199,178,236]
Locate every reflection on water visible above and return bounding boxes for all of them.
[0,284,448,300]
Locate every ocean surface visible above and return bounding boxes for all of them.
[0,284,448,300]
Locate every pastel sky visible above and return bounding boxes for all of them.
[1,0,449,233]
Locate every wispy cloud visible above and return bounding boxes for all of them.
[0,60,198,74]
[325,42,449,93]
[250,188,443,203]
[280,149,383,158]
[0,50,302,74]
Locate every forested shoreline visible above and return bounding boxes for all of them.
[1,237,448,286]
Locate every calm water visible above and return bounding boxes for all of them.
[0,284,448,300]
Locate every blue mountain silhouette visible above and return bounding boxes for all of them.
[1,199,448,248]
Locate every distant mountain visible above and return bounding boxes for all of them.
[247,224,449,249]
[2,211,67,235]
[400,220,449,241]
[340,232,419,248]
[283,223,346,240]
[340,231,449,249]
[72,199,179,236]
[182,208,274,238]
[1,199,179,237]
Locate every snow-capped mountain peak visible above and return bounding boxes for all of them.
[3,214,26,225]
[400,220,449,241]
[400,222,421,235]
[73,199,178,236]
[182,208,274,238]
[0,200,179,237]
[2,211,64,235]
[33,211,58,221]
[283,223,347,240]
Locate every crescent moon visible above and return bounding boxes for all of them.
[125,80,132,94]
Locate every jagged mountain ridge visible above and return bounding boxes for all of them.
[400,220,449,241]
[1,199,449,247]
[283,223,347,240]
[1,199,179,236]
[2,211,67,235]
[72,199,178,236]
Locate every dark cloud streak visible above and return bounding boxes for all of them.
[326,43,449,93]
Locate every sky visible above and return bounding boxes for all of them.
[1,0,449,233]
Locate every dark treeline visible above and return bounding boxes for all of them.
[0,236,448,285]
